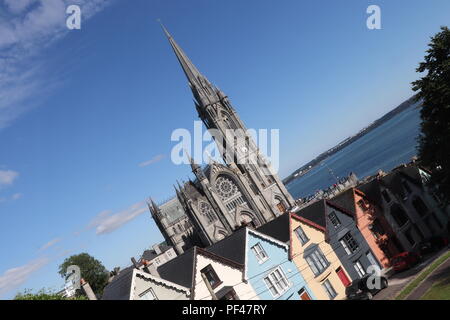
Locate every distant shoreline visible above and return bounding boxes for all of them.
[283,95,419,185]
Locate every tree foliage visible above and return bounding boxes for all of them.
[14,288,87,300]
[412,26,450,205]
[58,253,109,296]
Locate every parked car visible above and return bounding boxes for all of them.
[418,236,448,255]
[392,251,421,272]
[345,275,388,300]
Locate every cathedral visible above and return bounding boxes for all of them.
[148,26,296,255]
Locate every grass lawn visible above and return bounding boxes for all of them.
[421,277,450,300]
[396,250,450,300]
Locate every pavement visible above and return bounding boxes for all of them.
[373,248,449,300]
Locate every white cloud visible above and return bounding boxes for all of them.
[0,170,19,186]
[88,201,148,235]
[3,0,37,14]
[138,154,166,167]
[11,193,23,200]
[0,257,50,298]
[38,237,62,252]
[0,0,114,129]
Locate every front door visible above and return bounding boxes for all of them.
[336,267,351,287]
[298,288,311,300]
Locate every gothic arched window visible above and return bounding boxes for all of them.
[199,202,217,224]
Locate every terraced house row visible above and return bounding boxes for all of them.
[102,162,448,300]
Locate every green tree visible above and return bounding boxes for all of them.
[412,26,450,205]
[58,253,109,297]
[14,288,87,300]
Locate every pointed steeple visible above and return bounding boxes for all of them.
[161,23,203,88]
[161,23,219,107]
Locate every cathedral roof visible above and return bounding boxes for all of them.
[159,196,186,224]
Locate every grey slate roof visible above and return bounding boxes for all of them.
[159,197,186,224]
[256,213,290,243]
[101,266,134,300]
[330,188,357,216]
[205,227,247,265]
[296,200,327,229]
[157,247,196,288]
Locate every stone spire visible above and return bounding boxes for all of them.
[161,24,220,107]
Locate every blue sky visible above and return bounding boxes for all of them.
[0,0,449,299]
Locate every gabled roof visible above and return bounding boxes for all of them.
[102,266,135,300]
[205,228,247,265]
[295,200,327,229]
[330,188,357,216]
[157,246,245,289]
[157,247,196,288]
[290,213,327,233]
[256,213,290,243]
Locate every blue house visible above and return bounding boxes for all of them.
[207,226,315,300]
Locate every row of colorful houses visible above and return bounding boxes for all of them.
[102,163,449,300]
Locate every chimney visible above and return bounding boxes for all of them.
[80,278,97,300]
[131,257,140,269]
[152,244,162,255]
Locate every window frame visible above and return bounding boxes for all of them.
[322,279,338,299]
[294,225,309,245]
[200,264,222,289]
[340,232,359,255]
[251,243,269,264]
[353,260,366,278]
[263,266,291,298]
[305,247,330,277]
[329,211,341,228]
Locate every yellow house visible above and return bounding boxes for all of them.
[289,213,351,300]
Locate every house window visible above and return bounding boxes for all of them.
[390,204,409,227]
[381,190,391,203]
[354,260,366,278]
[139,288,157,300]
[251,243,269,264]
[322,279,337,299]
[263,267,290,297]
[340,232,359,255]
[201,264,221,289]
[305,247,330,276]
[294,226,309,245]
[329,212,341,228]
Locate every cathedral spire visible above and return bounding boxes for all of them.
[161,23,219,107]
[160,23,203,89]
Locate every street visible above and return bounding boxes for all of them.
[374,248,449,300]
